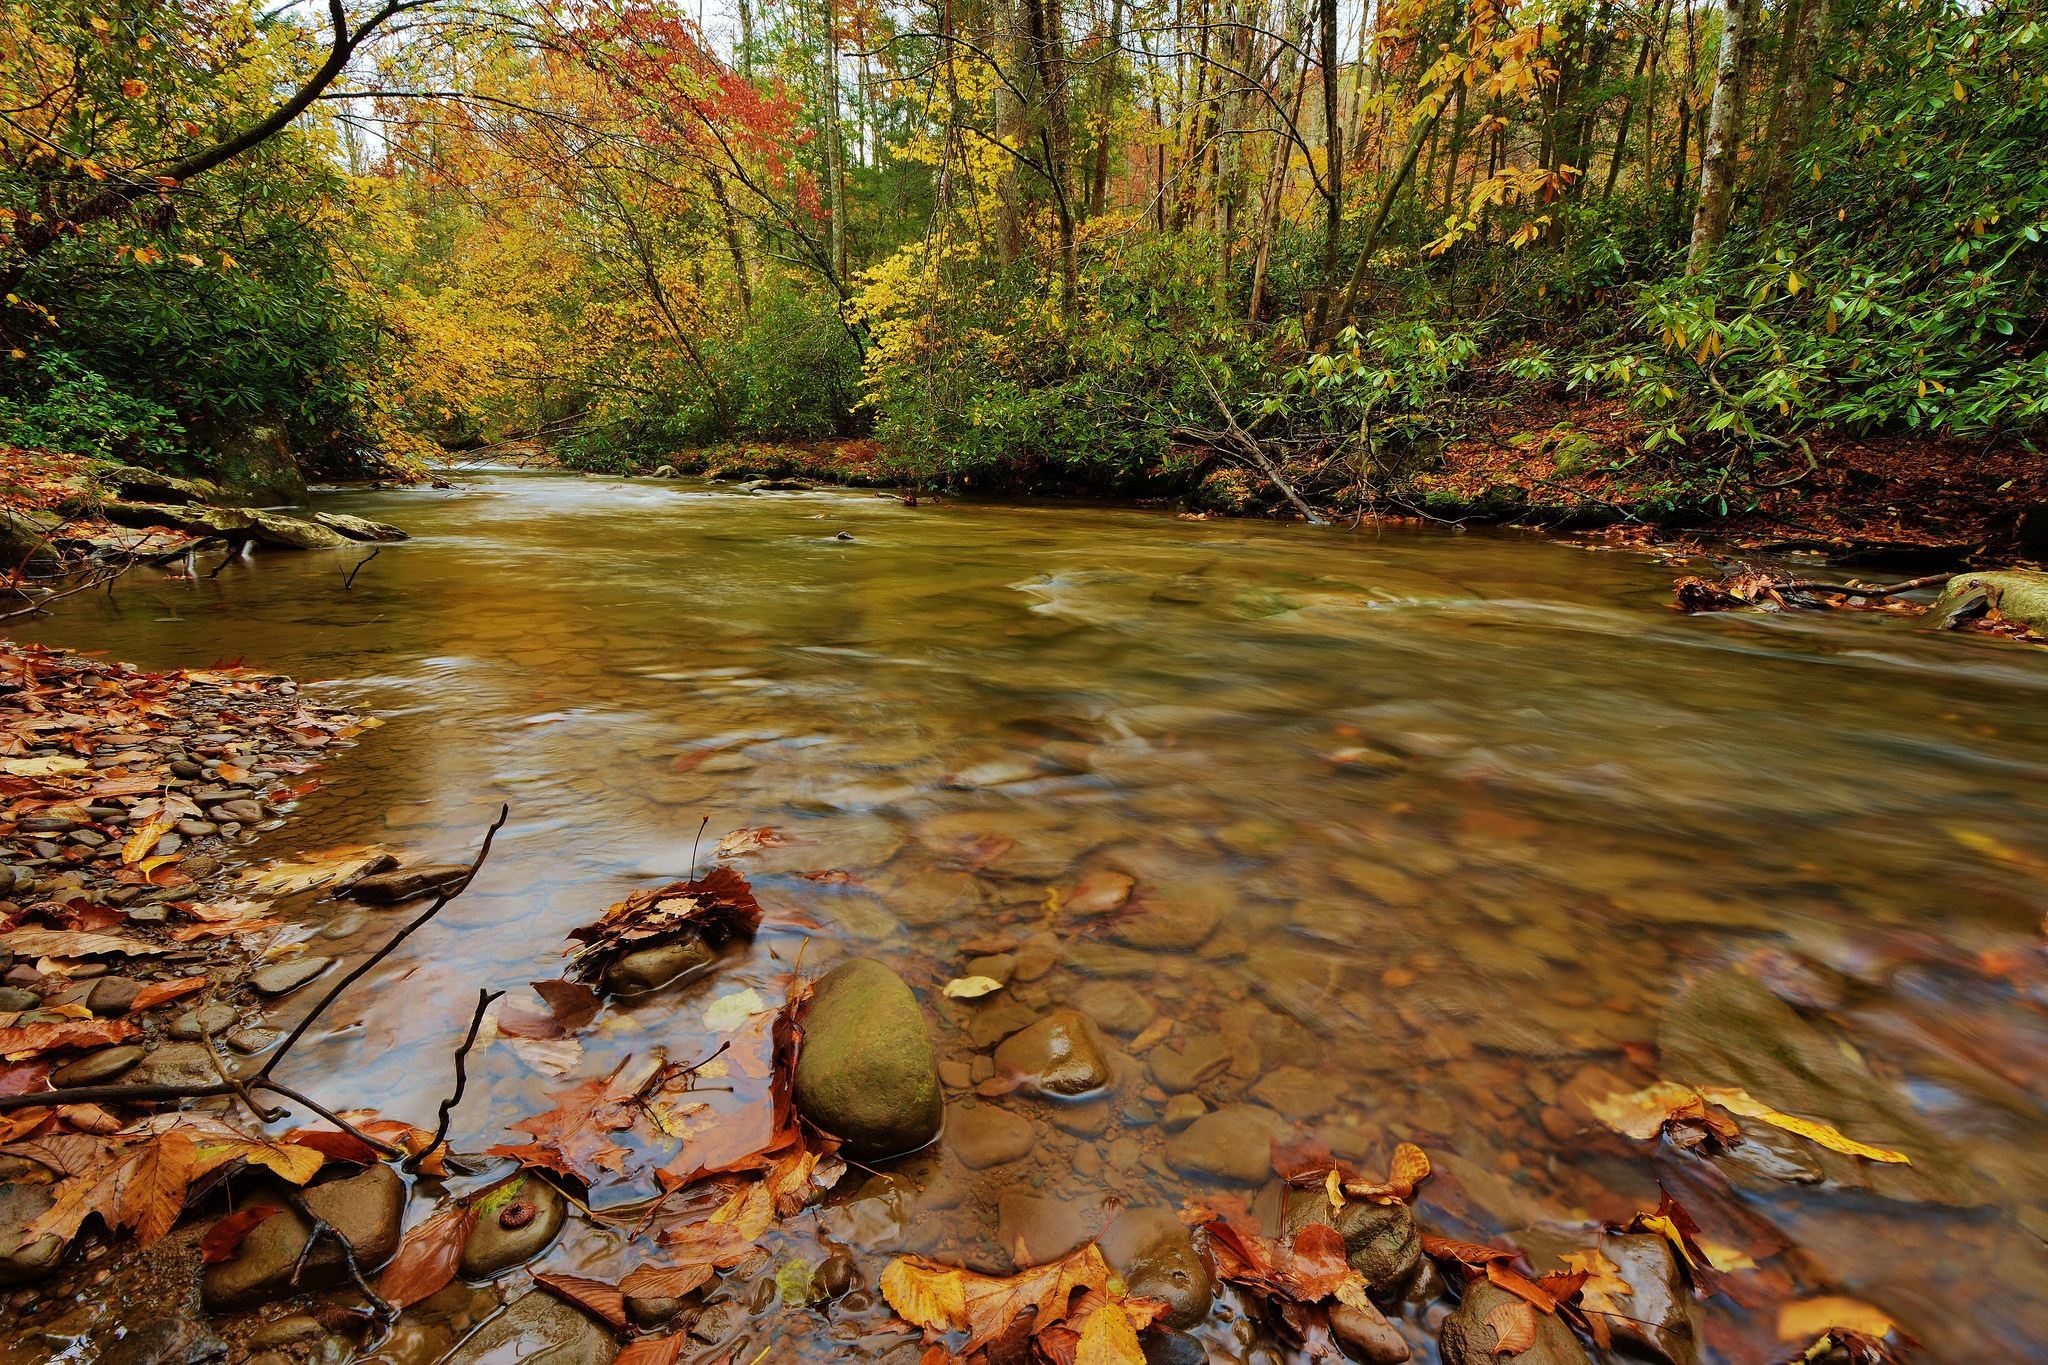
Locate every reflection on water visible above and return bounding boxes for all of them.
[17,472,2048,1363]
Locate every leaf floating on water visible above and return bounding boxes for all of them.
[1587,1081,1704,1141]
[622,1263,717,1299]
[1776,1296,1898,1343]
[532,978,603,1032]
[715,826,791,858]
[378,1205,480,1308]
[1698,1086,1911,1164]
[1485,1300,1538,1355]
[703,988,766,1032]
[488,1074,637,1183]
[1065,870,1135,914]
[505,1036,584,1077]
[1074,1300,1147,1365]
[1420,1235,1519,1268]
[616,1335,690,1365]
[880,1256,969,1333]
[535,1272,629,1329]
[942,975,1006,999]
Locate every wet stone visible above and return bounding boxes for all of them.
[348,862,471,904]
[202,1165,406,1310]
[251,955,331,996]
[948,1103,1036,1168]
[1331,1300,1412,1364]
[248,1317,329,1349]
[964,953,1017,986]
[938,1059,973,1089]
[1251,1065,1337,1118]
[170,1003,239,1039]
[1112,901,1222,950]
[1046,1098,1113,1137]
[1099,1206,1212,1330]
[1597,1232,1699,1365]
[965,994,1040,1049]
[998,1192,1108,1266]
[0,987,35,1011]
[447,1289,620,1365]
[0,1183,64,1284]
[98,1316,229,1365]
[52,1045,145,1086]
[1283,1189,1423,1294]
[792,958,942,1160]
[1162,1094,1206,1130]
[1148,1034,1231,1093]
[607,937,716,995]
[1439,1279,1590,1365]
[1070,979,1157,1035]
[319,910,370,939]
[1165,1104,1291,1185]
[226,1028,281,1055]
[85,976,144,1015]
[1010,932,1063,981]
[992,1010,1111,1096]
[461,1170,567,1277]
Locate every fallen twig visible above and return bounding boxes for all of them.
[343,547,380,590]
[0,557,138,620]
[412,987,504,1174]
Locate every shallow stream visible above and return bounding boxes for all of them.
[14,472,2048,1364]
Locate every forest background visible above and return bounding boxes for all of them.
[3,0,2046,519]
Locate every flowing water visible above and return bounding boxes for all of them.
[13,471,2048,1365]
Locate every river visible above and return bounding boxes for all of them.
[15,471,2048,1364]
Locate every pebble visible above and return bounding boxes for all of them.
[946,1104,1036,1168]
[250,955,331,996]
[97,1316,228,1365]
[1162,1094,1207,1130]
[51,1046,145,1086]
[170,1003,240,1039]
[1164,1104,1291,1184]
[0,987,38,1011]
[226,1028,281,1055]
[319,910,371,939]
[992,1010,1112,1096]
[1069,980,1157,1035]
[85,977,144,1015]
[1148,1034,1232,1093]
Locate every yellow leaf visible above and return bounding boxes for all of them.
[1953,79,1966,101]
[942,976,1005,999]
[709,1180,774,1240]
[121,79,147,97]
[1786,271,1801,295]
[1558,1249,1631,1316]
[241,1141,326,1184]
[1699,1087,1910,1164]
[122,819,174,864]
[1075,1300,1146,1365]
[219,252,237,268]
[879,1257,968,1332]
[1588,1081,1699,1140]
[1777,1296,1895,1343]
[1334,1272,1375,1312]
[1635,1214,1702,1271]
[79,160,105,180]
[1389,1141,1430,1192]
[1324,1168,1346,1210]
[89,15,110,30]
[47,1003,94,1020]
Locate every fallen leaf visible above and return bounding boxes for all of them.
[942,976,1006,999]
[1074,1299,1146,1365]
[880,1256,968,1333]
[616,1336,689,1365]
[532,979,602,1031]
[535,1272,628,1329]
[1557,1248,1631,1317]
[710,1179,775,1240]
[656,1218,758,1266]
[1,755,88,776]
[703,988,765,1032]
[0,1017,137,1058]
[1486,1300,1538,1355]
[378,1205,479,1308]
[1699,1086,1910,1164]
[621,1263,716,1299]
[566,866,763,986]
[1343,1141,1432,1204]
[238,845,395,898]
[488,1074,636,1184]
[505,1036,585,1077]
[1420,1235,1518,1267]
[121,820,174,864]
[714,826,790,857]
[1587,1081,1704,1141]
[128,977,208,1012]
[1777,1296,1897,1343]
[0,930,170,958]
[1486,1260,1559,1313]
[200,1206,280,1263]
[216,763,251,783]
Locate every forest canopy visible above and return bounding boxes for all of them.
[2,0,2045,504]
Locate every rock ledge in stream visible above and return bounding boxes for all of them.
[793,958,942,1159]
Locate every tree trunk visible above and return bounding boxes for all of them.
[823,0,848,280]
[1758,0,1829,225]
[1027,0,1080,316]
[739,0,756,75]
[1090,0,1125,215]
[707,168,754,316]
[995,0,1028,265]
[1600,29,1656,197]
[1686,0,1755,272]
[1247,4,1311,322]
[1308,0,1343,340]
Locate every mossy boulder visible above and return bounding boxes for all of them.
[1928,569,2048,633]
[793,958,941,1159]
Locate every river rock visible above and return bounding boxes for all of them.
[1099,1206,1212,1329]
[1439,1279,1591,1365]
[1147,1034,1231,1093]
[993,1010,1111,1096]
[460,1170,567,1277]
[310,511,409,542]
[607,936,716,995]
[93,463,212,505]
[1282,1188,1423,1293]
[1928,569,2048,632]
[349,863,471,903]
[948,1104,1036,1168]
[1165,1104,1290,1184]
[793,958,942,1158]
[1331,1301,1411,1364]
[251,955,330,996]
[998,1192,1108,1266]
[1162,1094,1206,1130]
[0,506,61,565]
[1142,1328,1208,1365]
[201,1165,405,1311]
[0,987,36,1011]
[1112,901,1222,950]
[102,502,257,537]
[99,1316,229,1365]
[1597,1232,1699,1365]
[127,1042,223,1088]
[246,510,353,549]
[1070,979,1156,1035]
[1251,1065,1337,1118]
[447,1289,620,1365]
[0,1184,63,1283]
[51,1045,144,1086]
[170,1003,239,1039]
[86,976,145,1014]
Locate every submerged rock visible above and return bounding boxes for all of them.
[1098,1206,1212,1329]
[998,1192,1108,1266]
[992,1010,1111,1096]
[1331,1300,1410,1364]
[793,958,942,1158]
[947,1103,1036,1169]
[250,955,331,996]
[1282,1188,1423,1294]
[98,1316,228,1365]
[1165,1104,1290,1185]
[1439,1279,1591,1365]
[1147,1034,1231,1093]
[447,1289,620,1365]
[349,862,471,903]
[607,936,717,995]
[201,1165,405,1311]
[461,1170,567,1277]
[1598,1232,1699,1365]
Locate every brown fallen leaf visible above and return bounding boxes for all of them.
[0,929,171,958]
[1342,1141,1432,1204]
[1420,1235,1520,1267]
[489,1074,637,1184]
[616,1336,690,1365]
[377,1205,480,1308]
[532,979,603,1032]
[882,1243,1116,1351]
[654,1219,757,1266]
[0,1017,138,1059]
[1203,1220,1353,1303]
[200,1206,281,1263]
[1485,1260,1560,1313]
[565,865,763,986]
[127,976,208,1013]
[121,819,174,864]
[620,1263,716,1300]
[1486,1300,1538,1355]
[535,1272,628,1330]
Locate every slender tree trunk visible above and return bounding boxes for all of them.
[1601,29,1655,196]
[707,168,754,316]
[1758,0,1829,224]
[1027,0,1080,316]
[995,0,1028,264]
[1308,0,1343,339]
[823,0,848,279]
[1687,0,1754,271]
[1248,4,1310,322]
[1090,0,1126,215]
[738,0,756,75]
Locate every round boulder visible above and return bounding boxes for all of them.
[1098,1206,1212,1329]
[992,1010,1111,1096]
[1164,1104,1291,1185]
[793,958,942,1159]
[461,1170,567,1277]
[1282,1187,1423,1294]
